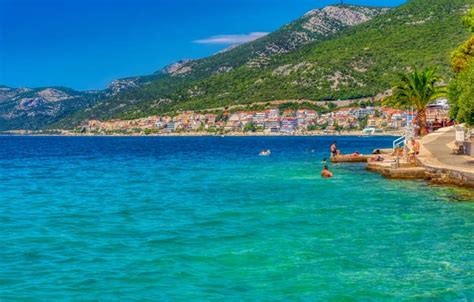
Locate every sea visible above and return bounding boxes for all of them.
[0,136,473,301]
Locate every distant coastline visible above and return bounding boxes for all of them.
[1,130,403,137]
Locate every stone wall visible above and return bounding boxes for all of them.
[423,166,474,188]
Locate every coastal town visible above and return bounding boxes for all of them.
[80,99,450,136]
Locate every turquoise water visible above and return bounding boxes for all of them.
[0,136,473,301]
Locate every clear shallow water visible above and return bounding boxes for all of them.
[0,136,473,301]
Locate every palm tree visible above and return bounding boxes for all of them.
[386,67,446,136]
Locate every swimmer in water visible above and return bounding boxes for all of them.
[321,165,333,178]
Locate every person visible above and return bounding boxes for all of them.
[351,152,361,157]
[372,149,381,155]
[392,147,403,157]
[321,165,333,178]
[407,138,420,162]
[411,138,420,154]
[441,118,448,128]
[321,158,327,164]
[371,155,384,162]
[330,142,339,157]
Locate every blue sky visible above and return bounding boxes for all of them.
[0,0,405,90]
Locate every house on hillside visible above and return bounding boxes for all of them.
[264,120,281,133]
[281,118,297,133]
[353,107,376,118]
[267,108,280,119]
[253,112,267,128]
[165,121,179,132]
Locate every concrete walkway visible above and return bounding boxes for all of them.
[417,126,474,187]
[419,127,474,173]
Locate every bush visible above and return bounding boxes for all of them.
[448,63,474,125]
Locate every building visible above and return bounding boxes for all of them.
[165,121,178,132]
[281,118,297,133]
[353,107,376,118]
[267,108,280,119]
[253,112,267,128]
[427,98,449,122]
[264,120,281,133]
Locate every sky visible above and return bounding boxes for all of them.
[0,0,406,90]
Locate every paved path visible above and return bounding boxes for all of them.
[419,127,474,174]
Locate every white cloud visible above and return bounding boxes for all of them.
[193,32,269,45]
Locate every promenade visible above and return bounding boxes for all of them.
[418,126,474,187]
[366,126,474,188]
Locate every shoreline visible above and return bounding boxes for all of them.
[364,126,474,189]
[0,131,403,138]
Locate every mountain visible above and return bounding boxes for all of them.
[167,0,471,108]
[50,4,389,127]
[2,0,472,130]
[64,0,471,125]
[156,5,389,77]
[0,87,102,130]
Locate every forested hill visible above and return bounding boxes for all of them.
[2,0,473,130]
[67,0,471,125]
[51,4,390,127]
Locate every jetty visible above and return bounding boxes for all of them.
[330,155,372,163]
[367,161,426,180]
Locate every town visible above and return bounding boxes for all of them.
[82,99,450,135]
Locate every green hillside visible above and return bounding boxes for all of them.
[98,0,471,121]
[2,0,472,130]
[53,4,389,127]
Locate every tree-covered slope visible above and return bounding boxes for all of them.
[159,0,472,112]
[53,4,388,126]
[3,0,472,130]
[101,0,471,120]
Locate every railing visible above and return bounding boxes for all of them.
[392,124,415,150]
[393,135,405,149]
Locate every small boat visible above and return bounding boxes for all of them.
[362,127,383,135]
[259,150,271,156]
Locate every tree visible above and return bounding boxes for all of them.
[385,67,446,136]
[358,116,368,130]
[327,102,337,110]
[448,7,474,126]
[449,8,474,72]
[243,122,256,132]
[448,64,474,125]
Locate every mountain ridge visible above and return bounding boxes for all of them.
[1,3,387,130]
[1,0,471,130]
[52,4,389,128]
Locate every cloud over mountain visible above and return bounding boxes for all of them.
[193,32,269,45]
